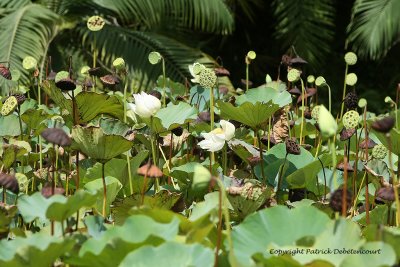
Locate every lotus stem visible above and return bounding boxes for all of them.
[158,143,177,189]
[342,148,348,217]
[101,162,107,218]
[330,138,337,190]
[17,106,23,141]
[215,182,223,267]
[267,118,272,150]
[299,79,306,145]
[246,63,249,91]
[277,152,289,202]
[340,64,349,119]
[362,105,370,224]
[256,129,266,184]
[55,145,59,192]
[386,135,400,226]
[2,186,5,204]
[162,58,166,107]
[123,76,134,195]
[223,143,228,176]
[150,116,159,192]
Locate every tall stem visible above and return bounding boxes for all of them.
[277,153,289,202]
[150,116,159,192]
[363,105,370,224]
[101,162,107,218]
[340,64,349,119]
[299,79,305,145]
[387,135,400,226]
[210,87,215,164]
[162,58,166,107]
[330,138,337,189]
[223,144,228,176]
[245,63,249,91]
[327,84,332,113]
[17,107,23,141]
[256,129,266,183]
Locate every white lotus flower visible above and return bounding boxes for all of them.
[188,62,206,83]
[128,91,161,118]
[198,120,235,152]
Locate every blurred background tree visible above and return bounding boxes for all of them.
[0,0,399,112]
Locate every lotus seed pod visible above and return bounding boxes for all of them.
[343,91,358,110]
[344,52,357,65]
[10,69,20,81]
[385,96,394,104]
[265,74,272,83]
[0,64,11,80]
[371,116,395,133]
[148,52,162,65]
[198,68,217,88]
[318,105,338,137]
[285,138,301,155]
[311,105,321,121]
[307,75,315,83]
[192,62,205,75]
[346,73,357,86]
[372,144,387,159]
[80,66,90,76]
[11,93,26,105]
[329,188,352,212]
[358,98,367,108]
[247,51,256,60]
[55,71,69,83]
[287,68,300,82]
[342,110,360,129]
[22,56,37,71]
[1,96,18,116]
[315,76,326,86]
[87,16,105,31]
[113,58,125,70]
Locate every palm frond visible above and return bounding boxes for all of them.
[0,0,30,10]
[272,0,335,67]
[76,24,233,91]
[0,4,60,92]
[93,0,234,34]
[347,0,400,60]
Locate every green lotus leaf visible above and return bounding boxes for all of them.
[340,242,395,267]
[18,192,65,223]
[42,81,73,120]
[217,100,281,129]
[21,108,50,133]
[0,114,22,136]
[0,233,75,266]
[84,215,107,238]
[66,215,180,267]
[0,204,17,233]
[352,205,388,226]
[119,242,213,267]
[46,190,98,221]
[72,126,133,162]
[235,87,292,107]
[76,92,124,123]
[84,176,123,216]
[143,102,198,133]
[112,190,181,224]
[363,224,400,261]
[232,206,368,266]
[255,143,314,187]
[99,117,130,136]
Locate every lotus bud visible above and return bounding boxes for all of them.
[113,57,125,70]
[148,52,162,65]
[318,105,337,137]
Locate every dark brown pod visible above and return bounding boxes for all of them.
[290,56,308,66]
[0,173,19,194]
[288,87,301,95]
[55,78,76,91]
[100,74,119,87]
[359,138,376,149]
[375,187,395,203]
[329,188,352,212]
[41,128,72,146]
[47,71,57,81]
[247,156,261,167]
[336,161,354,172]
[340,127,356,141]
[281,54,292,67]
[304,108,312,119]
[240,79,253,88]
[371,117,395,133]
[11,93,26,105]
[137,163,163,178]
[0,64,12,80]
[219,86,229,95]
[285,138,301,155]
[88,67,102,77]
[171,127,183,137]
[41,186,65,198]
[343,92,358,110]
[149,90,162,100]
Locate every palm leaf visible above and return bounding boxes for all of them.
[93,0,234,34]
[347,0,400,60]
[77,25,233,91]
[272,0,335,67]
[0,4,59,92]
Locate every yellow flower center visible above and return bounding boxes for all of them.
[211,128,224,135]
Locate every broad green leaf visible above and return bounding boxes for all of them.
[84,215,107,239]
[236,87,292,107]
[0,233,74,267]
[143,102,198,133]
[363,224,400,261]
[217,100,280,129]
[42,81,73,120]
[84,176,122,216]
[76,92,124,123]
[0,115,22,136]
[341,242,395,267]
[67,215,180,267]
[18,192,65,223]
[353,205,388,226]
[21,108,49,133]
[112,190,181,224]
[120,242,213,267]
[99,118,130,136]
[71,126,133,162]
[46,190,98,221]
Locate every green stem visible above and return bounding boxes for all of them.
[17,107,23,141]
[256,129,266,183]
[101,162,107,218]
[210,87,214,130]
[150,117,159,192]
[300,79,305,145]
[223,143,228,176]
[330,138,337,189]
[267,117,271,150]
[55,145,59,190]
[246,63,249,91]
[162,58,166,107]
[327,84,332,113]
[277,153,288,202]
[123,77,128,123]
[340,64,349,119]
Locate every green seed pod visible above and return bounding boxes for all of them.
[358,98,367,108]
[318,105,338,137]
[80,66,90,76]
[372,144,387,160]
[199,68,217,88]
[22,56,37,71]
[344,52,357,65]
[307,75,315,83]
[342,110,360,129]
[346,73,358,86]
[1,96,18,116]
[311,105,321,121]
[287,69,300,82]
[315,76,326,86]
[87,16,105,31]
[148,52,162,65]
[113,58,125,70]
[247,51,256,60]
